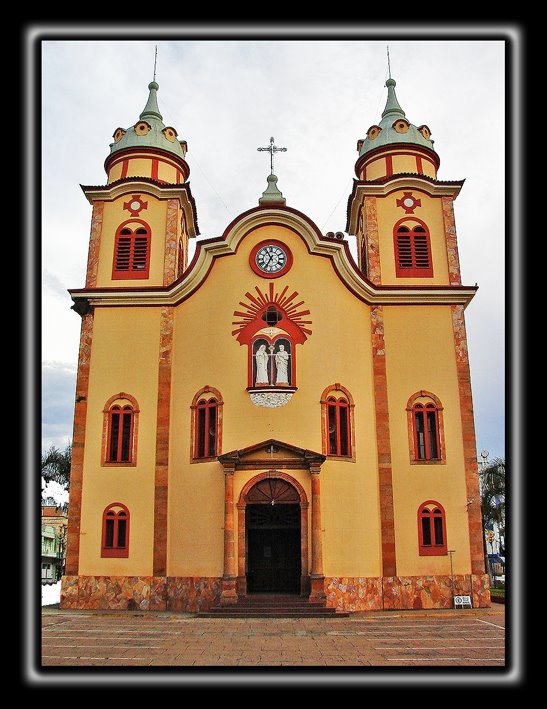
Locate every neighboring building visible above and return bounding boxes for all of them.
[41,504,68,584]
[61,74,489,612]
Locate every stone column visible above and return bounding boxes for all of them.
[220,464,238,605]
[309,464,326,603]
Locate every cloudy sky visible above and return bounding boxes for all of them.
[38,30,510,462]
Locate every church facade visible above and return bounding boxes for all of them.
[60,75,490,612]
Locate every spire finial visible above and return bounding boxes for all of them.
[387,45,391,80]
[153,45,158,82]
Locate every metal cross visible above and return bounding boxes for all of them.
[257,137,287,175]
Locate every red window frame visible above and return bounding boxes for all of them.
[101,503,130,558]
[106,404,135,463]
[112,220,151,279]
[418,502,447,556]
[326,396,351,457]
[194,397,218,460]
[413,402,441,461]
[394,219,433,277]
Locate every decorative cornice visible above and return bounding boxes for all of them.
[346,174,465,235]
[218,438,326,470]
[80,177,199,237]
[68,204,477,310]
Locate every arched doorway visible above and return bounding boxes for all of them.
[239,474,308,595]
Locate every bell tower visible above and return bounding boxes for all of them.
[347,76,463,289]
[79,80,199,293]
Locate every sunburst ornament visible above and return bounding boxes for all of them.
[232,282,312,345]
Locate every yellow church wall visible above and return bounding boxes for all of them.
[77,307,161,577]
[95,195,168,287]
[108,161,123,182]
[391,153,419,175]
[382,305,472,577]
[376,191,449,285]
[166,223,381,578]
[420,158,437,179]
[364,157,386,181]
[157,160,178,183]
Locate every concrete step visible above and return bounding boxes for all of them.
[198,594,350,618]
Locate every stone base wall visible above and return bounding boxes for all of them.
[61,573,490,612]
[60,575,222,612]
[325,574,491,611]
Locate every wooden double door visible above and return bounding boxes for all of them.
[246,503,301,594]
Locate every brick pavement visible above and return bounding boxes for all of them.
[41,603,505,669]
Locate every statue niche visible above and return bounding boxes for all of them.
[252,337,292,388]
[231,284,312,406]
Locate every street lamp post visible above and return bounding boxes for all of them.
[448,549,456,605]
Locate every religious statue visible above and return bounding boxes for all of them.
[275,344,290,386]
[255,344,270,385]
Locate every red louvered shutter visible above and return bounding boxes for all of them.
[395,223,433,277]
[112,224,151,279]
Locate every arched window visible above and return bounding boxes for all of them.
[107,405,134,462]
[418,501,447,556]
[320,385,355,460]
[102,394,139,466]
[406,392,445,464]
[191,387,223,461]
[112,221,151,279]
[101,503,130,557]
[394,219,433,277]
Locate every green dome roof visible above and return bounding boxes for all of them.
[359,78,434,156]
[109,81,186,160]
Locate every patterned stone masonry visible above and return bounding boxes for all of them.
[442,196,462,286]
[451,304,485,577]
[60,574,490,611]
[64,312,94,577]
[163,199,179,285]
[382,574,491,610]
[324,574,490,611]
[85,202,104,288]
[60,576,223,612]
[370,305,397,578]
[364,197,382,284]
[325,577,383,612]
[153,305,174,577]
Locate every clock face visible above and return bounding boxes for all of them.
[255,244,288,274]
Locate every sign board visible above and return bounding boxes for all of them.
[454,595,472,609]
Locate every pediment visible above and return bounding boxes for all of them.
[218,438,325,470]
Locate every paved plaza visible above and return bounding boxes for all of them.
[41,603,506,669]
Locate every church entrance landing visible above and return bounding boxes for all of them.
[246,501,301,594]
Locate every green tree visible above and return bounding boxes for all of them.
[479,457,505,558]
[41,442,72,491]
